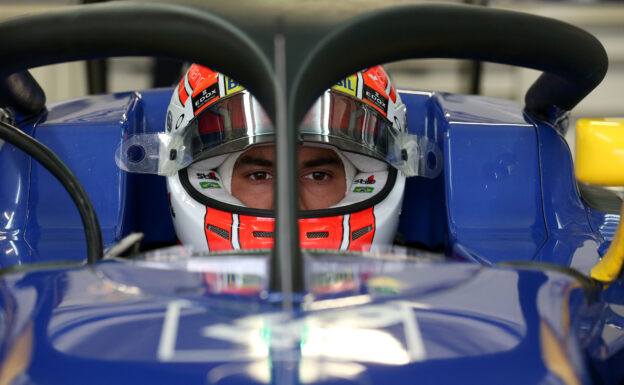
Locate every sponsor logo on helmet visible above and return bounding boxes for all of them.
[175,114,185,130]
[166,111,173,132]
[363,85,388,114]
[192,84,219,115]
[200,182,221,189]
[332,75,357,97]
[353,175,376,185]
[353,186,374,193]
[197,172,219,181]
[224,76,244,96]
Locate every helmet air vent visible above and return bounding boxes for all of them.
[307,231,329,239]
[351,225,373,241]
[253,231,274,238]
[207,224,230,240]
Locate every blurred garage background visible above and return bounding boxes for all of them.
[1,0,622,155]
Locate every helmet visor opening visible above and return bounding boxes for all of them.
[299,91,394,162]
[118,90,441,178]
[189,92,274,161]
[184,90,398,167]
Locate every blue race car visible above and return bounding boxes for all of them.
[0,2,622,384]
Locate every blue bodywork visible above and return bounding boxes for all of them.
[0,258,605,384]
[1,86,623,384]
[1,89,608,269]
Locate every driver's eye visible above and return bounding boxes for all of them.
[304,171,330,181]
[247,171,273,181]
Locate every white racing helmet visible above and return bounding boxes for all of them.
[117,64,442,252]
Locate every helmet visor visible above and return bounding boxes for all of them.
[299,91,397,162]
[183,90,398,165]
[189,91,275,159]
[116,90,441,178]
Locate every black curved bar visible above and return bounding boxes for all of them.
[0,2,276,118]
[0,2,609,299]
[0,121,103,263]
[0,2,285,272]
[0,71,46,116]
[290,4,608,122]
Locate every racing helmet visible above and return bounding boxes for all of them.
[158,64,434,252]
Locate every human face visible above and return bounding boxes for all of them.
[231,146,346,210]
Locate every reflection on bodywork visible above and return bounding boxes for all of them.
[0,321,33,385]
[159,300,424,365]
[540,320,581,385]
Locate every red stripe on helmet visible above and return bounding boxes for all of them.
[299,215,344,249]
[348,207,375,252]
[214,209,347,250]
[204,207,234,251]
[187,64,215,89]
[362,67,388,96]
[361,67,390,117]
[204,208,375,251]
[238,215,275,250]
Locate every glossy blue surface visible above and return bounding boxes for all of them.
[532,120,602,274]
[0,90,176,263]
[1,110,69,264]
[0,259,598,385]
[0,88,612,270]
[442,93,547,264]
[0,117,36,265]
[0,89,609,272]
[398,91,446,249]
[1,86,623,384]
[25,94,135,260]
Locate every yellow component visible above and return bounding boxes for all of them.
[332,74,358,97]
[0,322,33,385]
[575,119,624,186]
[223,75,245,96]
[366,276,405,294]
[540,319,581,385]
[591,202,624,282]
[575,118,624,282]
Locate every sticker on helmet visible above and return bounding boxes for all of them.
[332,75,358,97]
[192,83,220,115]
[354,175,376,185]
[200,182,221,189]
[224,76,244,96]
[175,114,185,130]
[197,172,219,181]
[166,111,173,132]
[363,85,388,115]
[353,186,374,193]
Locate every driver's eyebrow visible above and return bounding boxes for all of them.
[302,157,342,169]
[238,156,273,168]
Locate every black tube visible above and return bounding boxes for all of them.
[272,34,303,300]
[468,61,483,95]
[86,59,108,94]
[0,121,103,263]
[291,4,607,124]
[0,2,276,119]
[0,71,46,116]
